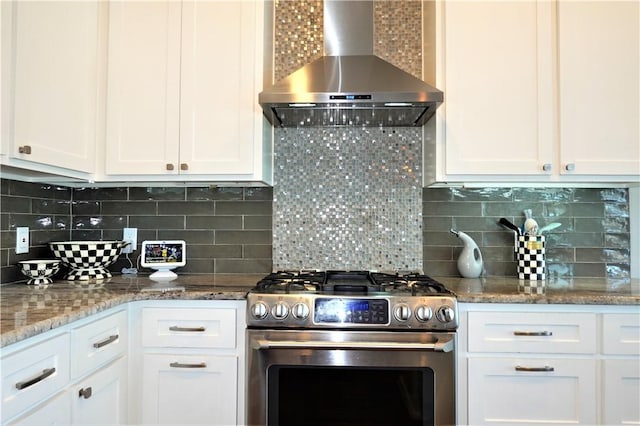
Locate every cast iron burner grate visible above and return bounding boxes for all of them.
[254,271,453,296]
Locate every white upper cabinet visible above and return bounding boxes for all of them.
[104,0,269,183]
[557,1,640,177]
[104,1,182,176]
[0,1,105,179]
[428,0,639,185]
[436,0,554,178]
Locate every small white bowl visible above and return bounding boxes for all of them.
[18,260,61,285]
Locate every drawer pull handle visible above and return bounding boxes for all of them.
[79,387,93,399]
[93,334,119,349]
[170,362,207,369]
[515,365,555,372]
[15,367,56,390]
[513,331,552,336]
[18,145,32,155]
[169,326,206,332]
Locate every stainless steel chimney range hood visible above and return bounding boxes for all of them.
[259,0,443,128]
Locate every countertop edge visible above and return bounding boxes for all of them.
[1,288,248,348]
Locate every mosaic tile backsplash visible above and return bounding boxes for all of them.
[271,0,427,270]
[273,127,423,271]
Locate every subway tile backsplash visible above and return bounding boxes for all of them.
[423,187,631,279]
[1,179,272,283]
[0,178,631,283]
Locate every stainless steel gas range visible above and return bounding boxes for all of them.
[246,271,458,426]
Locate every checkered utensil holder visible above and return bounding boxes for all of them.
[517,235,545,280]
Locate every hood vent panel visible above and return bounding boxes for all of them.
[269,104,434,128]
[260,1,443,128]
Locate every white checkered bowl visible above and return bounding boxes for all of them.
[18,260,61,285]
[49,241,129,281]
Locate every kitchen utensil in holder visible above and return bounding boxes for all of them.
[517,235,545,280]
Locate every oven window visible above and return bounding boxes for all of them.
[267,366,435,426]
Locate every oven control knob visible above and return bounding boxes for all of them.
[436,306,455,323]
[393,303,412,322]
[291,303,310,320]
[271,302,289,320]
[250,302,269,320]
[415,305,433,322]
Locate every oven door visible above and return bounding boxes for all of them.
[246,329,456,426]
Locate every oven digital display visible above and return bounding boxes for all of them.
[314,298,389,324]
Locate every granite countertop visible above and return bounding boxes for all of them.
[441,276,640,305]
[2,274,639,348]
[0,274,260,347]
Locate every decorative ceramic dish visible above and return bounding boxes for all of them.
[18,260,61,284]
[49,241,128,280]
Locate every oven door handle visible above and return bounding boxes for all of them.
[252,335,454,353]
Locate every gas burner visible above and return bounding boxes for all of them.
[256,271,325,293]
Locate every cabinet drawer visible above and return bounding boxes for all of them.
[467,311,596,353]
[602,313,640,355]
[1,333,70,422]
[468,357,597,425]
[142,307,236,348]
[70,309,128,379]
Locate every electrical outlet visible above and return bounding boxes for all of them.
[122,228,137,254]
[16,227,29,254]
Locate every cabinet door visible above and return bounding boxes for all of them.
[558,1,640,176]
[441,0,554,176]
[603,359,640,425]
[468,357,597,425]
[141,353,237,425]
[6,1,100,173]
[72,356,128,425]
[6,391,71,426]
[105,1,181,175]
[179,1,259,175]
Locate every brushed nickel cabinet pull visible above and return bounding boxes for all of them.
[166,163,175,171]
[565,163,575,172]
[169,326,206,332]
[93,334,118,349]
[513,330,552,337]
[79,387,93,399]
[170,362,207,369]
[180,163,188,171]
[15,368,56,390]
[542,163,552,172]
[515,365,555,372]
[18,145,32,154]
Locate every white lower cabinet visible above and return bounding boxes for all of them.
[130,300,246,425]
[601,313,640,425]
[141,353,237,425]
[6,391,71,426]
[459,304,640,425]
[72,356,128,425]
[1,333,71,424]
[468,357,596,424]
[0,307,127,426]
